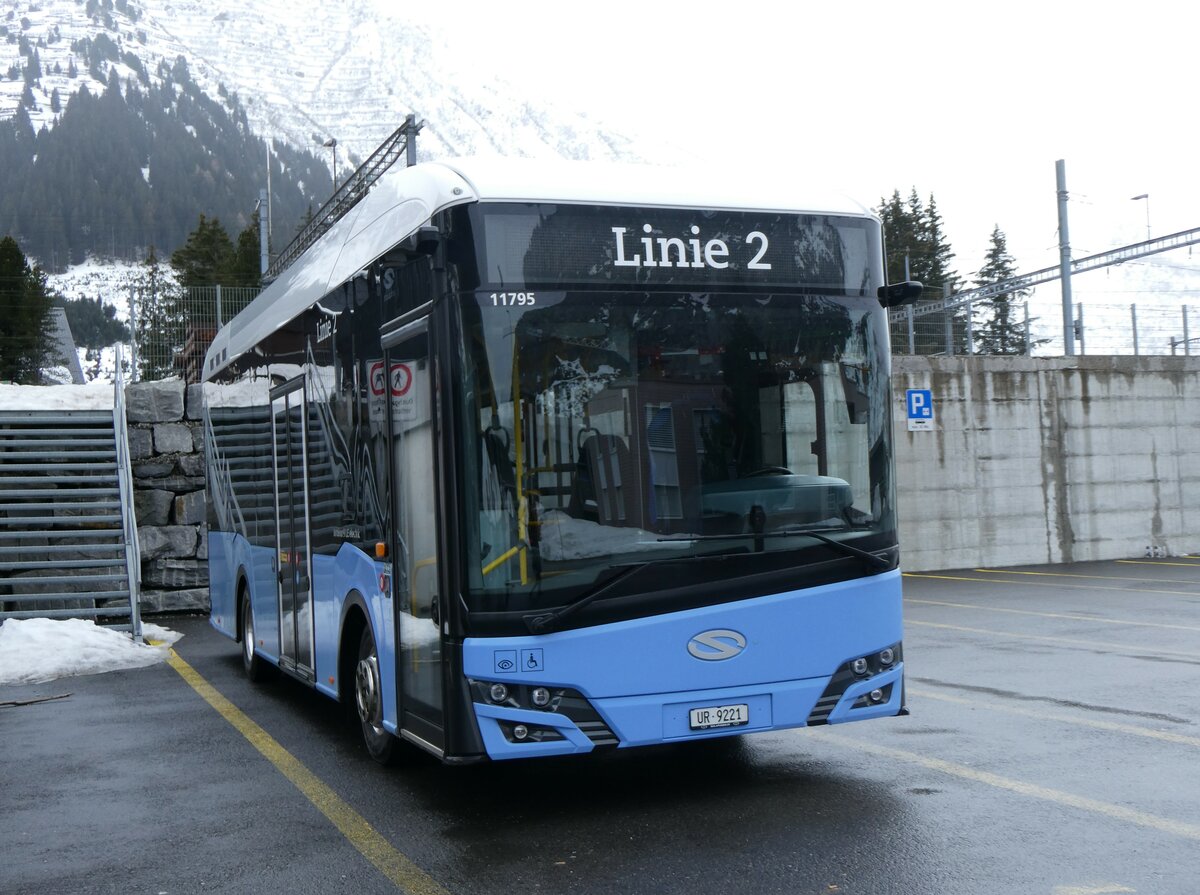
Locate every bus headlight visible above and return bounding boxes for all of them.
[531,687,551,707]
[489,683,509,703]
[851,658,869,675]
[878,648,895,666]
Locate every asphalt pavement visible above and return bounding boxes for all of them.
[4,556,1200,894]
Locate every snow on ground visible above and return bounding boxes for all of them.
[0,619,182,687]
[0,380,115,410]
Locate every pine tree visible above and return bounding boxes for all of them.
[972,226,1041,355]
[878,189,961,294]
[226,213,263,288]
[0,235,55,383]
[878,190,917,284]
[170,215,235,287]
[60,295,129,347]
[878,189,967,354]
[134,246,185,381]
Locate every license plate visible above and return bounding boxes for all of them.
[689,703,749,730]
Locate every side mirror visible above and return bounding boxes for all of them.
[398,225,440,257]
[877,281,923,308]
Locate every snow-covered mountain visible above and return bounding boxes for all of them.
[0,0,669,167]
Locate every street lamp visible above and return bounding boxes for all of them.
[1130,193,1150,241]
[323,137,338,193]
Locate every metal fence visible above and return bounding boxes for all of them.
[129,287,1198,381]
[891,300,1200,358]
[131,285,260,382]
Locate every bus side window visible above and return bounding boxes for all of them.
[378,258,433,316]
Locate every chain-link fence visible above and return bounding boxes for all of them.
[891,299,1200,357]
[131,285,259,382]
[129,286,1197,380]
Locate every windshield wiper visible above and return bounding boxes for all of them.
[657,528,891,573]
[523,547,749,635]
[524,563,647,635]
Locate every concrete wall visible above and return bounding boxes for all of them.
[893,355,1200,572]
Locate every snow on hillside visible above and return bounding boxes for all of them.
[45,258,151,382]
[48,257,148,322]
[130,0,677,166]
[1,0,678,175]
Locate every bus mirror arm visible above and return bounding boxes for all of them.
[400,225,441,257]
[877,281,923,308]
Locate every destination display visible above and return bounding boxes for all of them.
[473,203,881,292]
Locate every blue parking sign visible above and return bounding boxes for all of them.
[906,389,933,431]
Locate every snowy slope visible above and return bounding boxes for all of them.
[134,0,670,164]
[0,0,673,168]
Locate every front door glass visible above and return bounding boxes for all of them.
[271,378,314,679]
[385,321,444,735]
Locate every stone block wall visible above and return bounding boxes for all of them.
[126,379,210,613]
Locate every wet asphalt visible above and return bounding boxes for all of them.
[3,556,1200,895]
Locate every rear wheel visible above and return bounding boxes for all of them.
[240,593,266,682]
[355,625,399,764]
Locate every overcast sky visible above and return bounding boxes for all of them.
[402,0,1199,287]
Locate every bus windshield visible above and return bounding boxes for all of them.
[459,288,895,613]
[456,204,894,623]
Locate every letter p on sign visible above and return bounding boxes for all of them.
[906,389,934,431]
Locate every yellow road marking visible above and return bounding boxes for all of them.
[972,567,1200,585]
[904,572,1200,599]
[907,620,1200,661]
[1116,559,1200,567]
[906,598,1200,634]
[1051,886,1135,895]
[909,687,1200,749]
[167,650,451,895]
[815,730,1200,843]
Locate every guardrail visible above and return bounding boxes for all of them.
[113,343,143,641]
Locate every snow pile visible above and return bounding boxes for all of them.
[0,618,183,686]
[0,380,115,410]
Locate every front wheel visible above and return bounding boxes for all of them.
[241,594,267,682]
[355,625,399,765]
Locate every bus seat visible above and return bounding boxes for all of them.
[568,433,638,527]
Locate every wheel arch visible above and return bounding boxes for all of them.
[234,566,252,644]
[337,591,371,707]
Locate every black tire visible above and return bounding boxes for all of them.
[355,625,399,765]
[240,593,267,682]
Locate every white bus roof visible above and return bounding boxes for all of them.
[203,157,875,380]
[438,156,872,216]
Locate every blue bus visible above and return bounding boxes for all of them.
[202,157,918,763]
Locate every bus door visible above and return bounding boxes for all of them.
[270,376,315,681]
[382,317,444,749]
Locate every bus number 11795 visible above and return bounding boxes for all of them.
[490,292,537,306]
